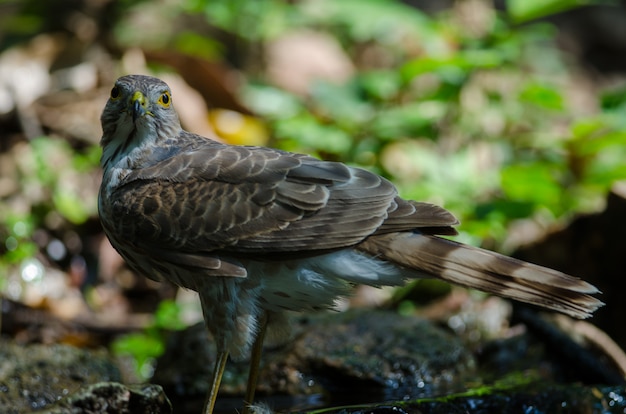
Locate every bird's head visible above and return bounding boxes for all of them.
[100,75,182,169]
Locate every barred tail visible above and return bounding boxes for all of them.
[359,232,603,319]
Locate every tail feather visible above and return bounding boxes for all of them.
[358,232,603,319]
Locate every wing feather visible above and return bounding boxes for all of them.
[109,137,460,272]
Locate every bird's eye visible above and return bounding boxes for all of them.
[158,91,171,108]
[110,86,121,100]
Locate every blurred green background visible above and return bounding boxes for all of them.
[1,0,625,379]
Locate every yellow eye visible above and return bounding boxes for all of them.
[158,91,171,108]
[110,86,121,100]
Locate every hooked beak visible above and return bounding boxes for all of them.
[131,91,147,122]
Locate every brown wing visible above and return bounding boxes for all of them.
[109,138,457,273]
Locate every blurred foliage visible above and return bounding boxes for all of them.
[507,0,618,23]
[216,0,626,247]
[111,299,187,380]
[0,137,98,285]
[1,0,625,291]
[1,0,626,380]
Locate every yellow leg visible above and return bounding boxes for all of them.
[203,350,229,414]
[242,313,268,414]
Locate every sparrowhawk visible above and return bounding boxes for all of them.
[98,74,602,414]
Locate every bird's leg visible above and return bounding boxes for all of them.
[203,350,229,414]
[242,312,269,414]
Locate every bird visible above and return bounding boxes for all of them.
[98,74,603,414]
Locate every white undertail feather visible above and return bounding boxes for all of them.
[359,233,603,319]
[252,250,407,314]
[246,403,274,414]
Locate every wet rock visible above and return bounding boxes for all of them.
[315,383,626,414]
[288,310,475,405]
[39,382,172,414]
[0,340,120,413]
[153,309,476,413]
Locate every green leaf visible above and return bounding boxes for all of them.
[53,189,90,224]
[571,118,607,139]
[475,200,536,220]
[500,163,563,209]
[112,333,164,357]
[111,332,164,380]
[371,101,446,140]
[30,138,61,186]
[585,161,626,187]
[401,56,465,83]
[401,50,504,84]
[305,0,434,44]
[174,31,223,59]
[190,0,293,41]
[519,82,564,111]
[72,145,102,172]
[507,0,600,23]
[274,114,352,155]
[601,87,626,111]
[243,84,303,118]
[309,80,374,127]
[3,240,38,264]
[574,130,626,156]
[358,70,402,101]
[154,300,186,330]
